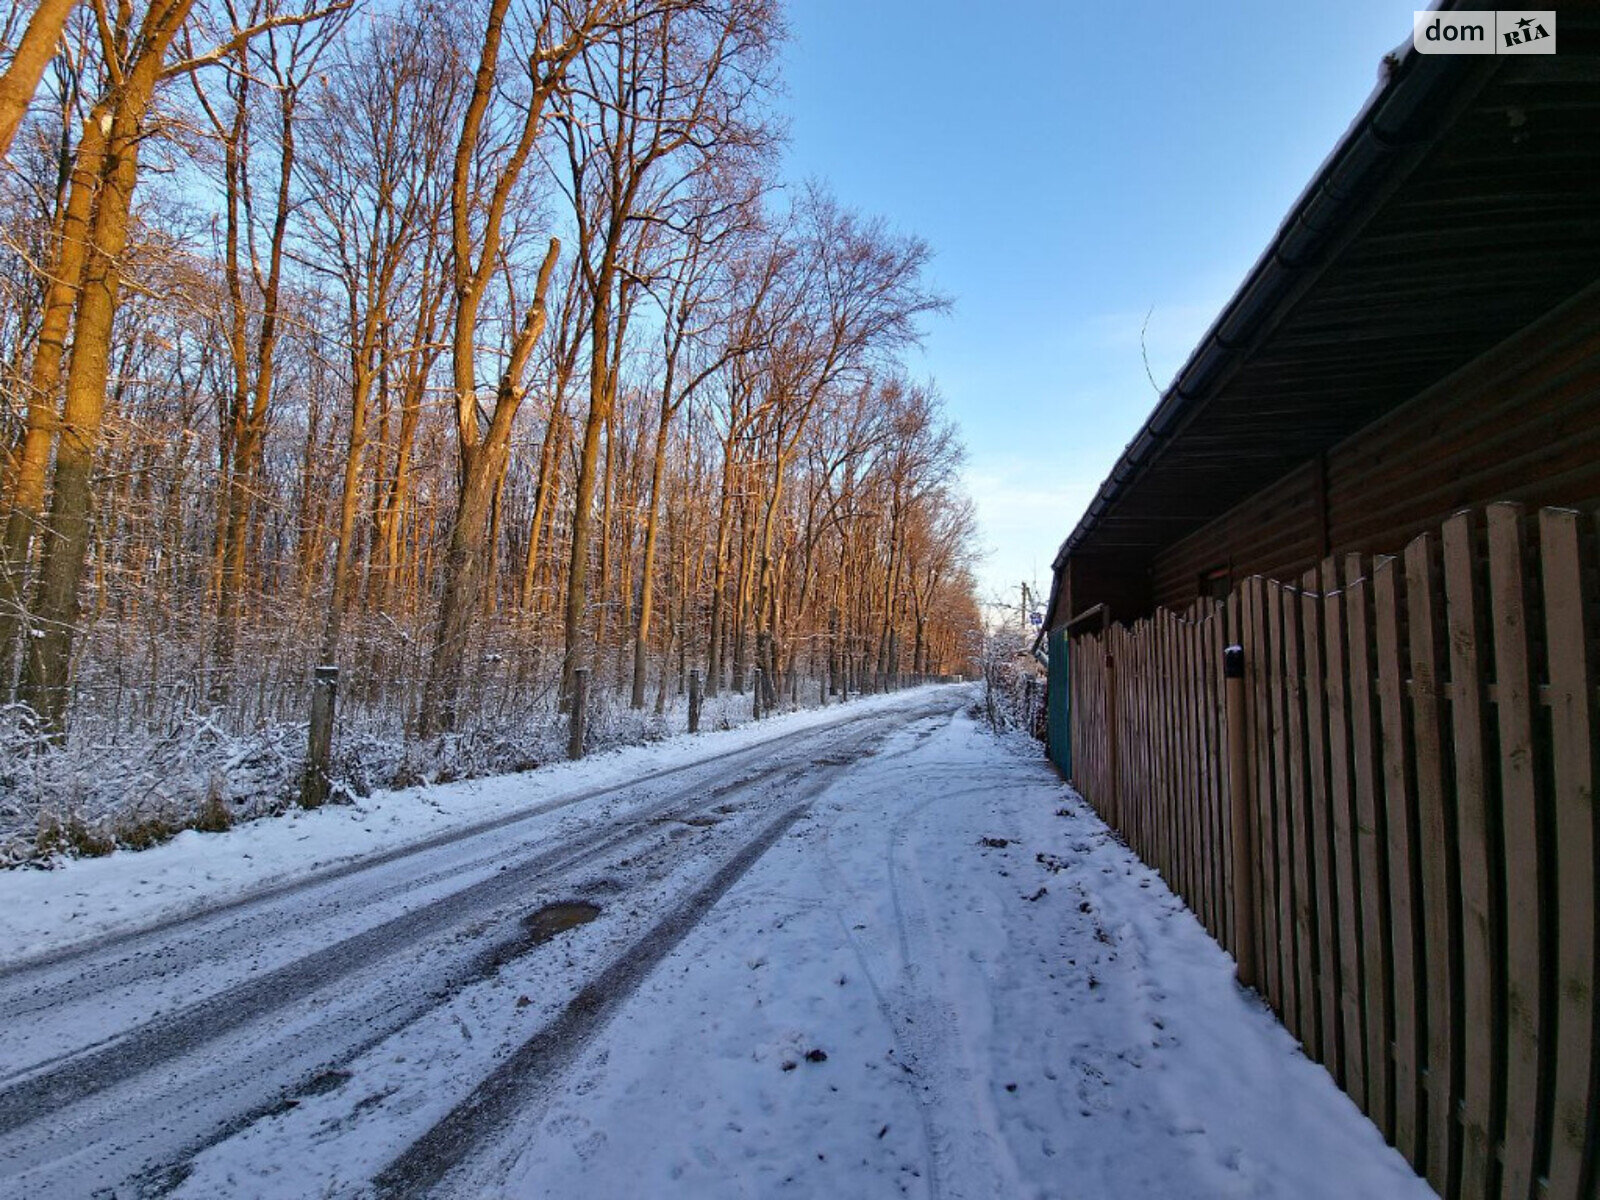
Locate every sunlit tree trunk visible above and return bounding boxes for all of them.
[19,0,198,730]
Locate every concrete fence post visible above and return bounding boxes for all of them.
[1225,644,1259,989]
[302,665,338,809]
[568,668,589,760]
[688,669,702,733]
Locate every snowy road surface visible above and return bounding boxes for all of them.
[0,687,1433,1198]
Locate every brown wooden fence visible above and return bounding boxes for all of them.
[1066,502,1598,1200]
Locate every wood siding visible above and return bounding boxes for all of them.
[1148,282,1600,612]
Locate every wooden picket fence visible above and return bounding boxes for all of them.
[1066,502,1598,1200]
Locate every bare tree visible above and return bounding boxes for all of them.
[555,0,777,705]
[193,1,345,693]
[416,0,614,736]
[296,9,454,662]
[0,0,78,157]
[18,0,207,729]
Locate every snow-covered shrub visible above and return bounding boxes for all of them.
[980,633,1046,739]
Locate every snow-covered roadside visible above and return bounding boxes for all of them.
[468,708,1433,1200]
[0,686,950,969]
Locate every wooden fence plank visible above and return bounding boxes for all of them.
[1440,512,1500,1200]
[1323,556,1368,1114]
[1075,639,1090,799]
[1536,507,1596,1199]
[1168,613,1184,898]
[1128,629,1144,859]
[1213,606,1233,947]
[1062,503,1600,1200]
[1151,619,1164,875]
[1174,615,1193,911]
[1404,531,1460,1197]
[1485,501,1543,1200]
[1096,634,1108,809]
[1176,615,1189,905]
[1254,579,1280,1017]
[1248,578,1282,1010]
[1108,637,1121,832]
[1269,582,1300,1036]
[1133,624,1149,864]
[1185,616,1204,921]
[1112,631,1122,830]
[1222,598,1235,953]
[1285,578,1321,1058]
[1202,613,1222,937]
[1094,637,1106,817]
[1160,613,1179,895]
[1135,624,1149,861]
[1375,553,1423,1165]
[1142,622,1153,859]
[1303,566,1343,1084]
[1192,618,1209,926]
[1345,552,1393,1142]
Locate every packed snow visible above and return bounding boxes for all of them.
[1,687,1433,1198]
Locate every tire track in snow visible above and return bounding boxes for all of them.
[812,821,945,1200]
[0,691,960,1196]
[370,802,813,1200]
[378,703,964,1199]
[0,699,956,1197]
[804,711,1041,1199]
[0,703,938,1109]
[882,762,1041,1198]
[0,694,946,984]
[0,765,779,1133]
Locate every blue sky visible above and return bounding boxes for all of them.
[777,0,1423,612]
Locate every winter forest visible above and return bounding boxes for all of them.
[0,0,984,858]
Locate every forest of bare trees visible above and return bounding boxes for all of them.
[0,0,982,855]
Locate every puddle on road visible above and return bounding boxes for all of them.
[468,901,606,984]
[522,901,602,945]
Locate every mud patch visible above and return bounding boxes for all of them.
[650,814,721,828]
[480,902,603,974]
[301,1068,353,1097]
[523,901,602,945]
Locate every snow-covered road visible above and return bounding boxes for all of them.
[0,687,1433,1198]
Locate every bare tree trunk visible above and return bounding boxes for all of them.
[630,364,675,707]
[0,0,77,158]
[560,262,615,703]
[0,106,109,692]
[321,354,374,660]
[207,48,302,696]
[419,238,559,735]
[519,388,567,610]
[19,0,195,730]
[705,441,736,696]
[418,0,595,734]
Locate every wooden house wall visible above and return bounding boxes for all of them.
[1147,279,1600,611]
[1059,553,1153,629]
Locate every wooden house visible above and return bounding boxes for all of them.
[1045,21,1600,641]
[1041,11,1600,1199]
